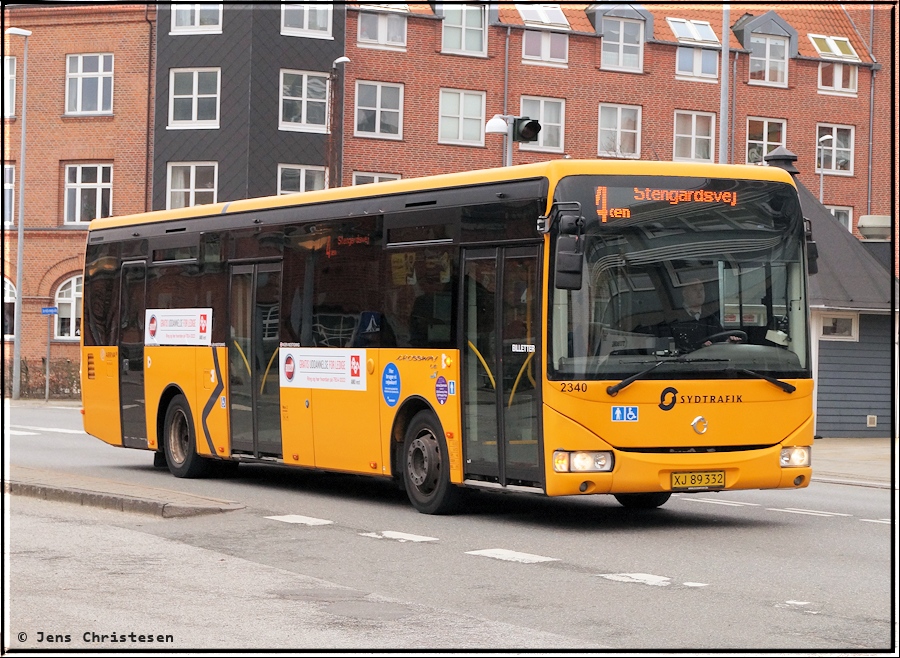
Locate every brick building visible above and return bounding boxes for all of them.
[3,4,156,395]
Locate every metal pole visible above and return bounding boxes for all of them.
[45,313,51,401]
[505,121,513,167]
[718,4,730,163]
[11,31,30,399]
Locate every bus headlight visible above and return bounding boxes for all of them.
[780,446,810,468]
[553,450,613,473]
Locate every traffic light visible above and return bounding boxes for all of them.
[512,117,541,142]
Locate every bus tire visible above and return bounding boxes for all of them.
[614,492,671,509]
[402,410,459,515]
[163,394,210,478]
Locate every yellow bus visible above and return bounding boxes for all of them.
[81,159,814,514]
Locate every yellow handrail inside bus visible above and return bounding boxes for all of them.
[260,348,279,395]
[232,340,251,378]
[508,352,534,408]
[467,340,496,390]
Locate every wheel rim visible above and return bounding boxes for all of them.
[167,408,190,466]
[407,429,440,495]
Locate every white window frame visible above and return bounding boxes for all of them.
[3,278,15,338]
[281,4,333,39]
[3,165,13,226]
[675,46,718,80]
[277,164,326,194]
[673,110,715,162]
[166,162,218,209]
[64,164,112,224]
[808,34,860,61]
[746,117,786,164]
[55,275,83,340]
[666,18,718,44]
[600,17,644,72]
[168,68,221,129]
[170,3,223,34]
[357,8,407,50]
[354,81,403,140]
[279,69,329,134]
[438,88,485,146]
[522,30,568,66]
[820,312,858,341]
[816,124,854,176]
[515,4,568,27]
[4,57,14,118]
[441,4,486,57]
[825,205,853,232]
[66,54,114,115]
[598,103,641,159]
[353,172,401,185]
[817,60,857,95]
[519,96,564,152]
[749,35,788,87]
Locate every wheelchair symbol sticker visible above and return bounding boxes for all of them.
[612,406,639,422]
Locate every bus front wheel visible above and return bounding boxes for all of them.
[614,492,671,509]
[163,394,210,478]
[402,411,459,515]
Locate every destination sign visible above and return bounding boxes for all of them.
[594,185,739,223]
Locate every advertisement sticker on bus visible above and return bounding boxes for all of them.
[279,348,366,391]
[435,376,448,405]
[382,363,401,407]
[144,308,213,346]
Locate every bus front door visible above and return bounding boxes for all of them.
[119,261,147,449]
[228,263,283,457]
[462,246,543,489]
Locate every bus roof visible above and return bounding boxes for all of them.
[88,159,797,232]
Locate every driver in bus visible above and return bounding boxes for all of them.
[669,278,740,350]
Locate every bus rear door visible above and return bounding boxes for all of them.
[119,261,148,448]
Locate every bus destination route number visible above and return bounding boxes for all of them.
[671,470,725,490]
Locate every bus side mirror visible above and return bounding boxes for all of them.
[806,240,818,275]
[555,235,583,290]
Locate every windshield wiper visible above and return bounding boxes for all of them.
[605,358,727,397]
[733,368,796,393]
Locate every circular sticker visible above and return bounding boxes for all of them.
[435,376,448,405]
[148,314,157,338]
[382,363,401,407]
[284,354,295,381]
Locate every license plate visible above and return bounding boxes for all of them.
[671,470,725,490]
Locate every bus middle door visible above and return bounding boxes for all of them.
[119,261,148,449]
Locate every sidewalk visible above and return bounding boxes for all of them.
[4,399,896,518]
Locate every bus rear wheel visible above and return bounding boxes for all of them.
[402,410,459,515]
[163,394,210,478]
[614,492,671,509]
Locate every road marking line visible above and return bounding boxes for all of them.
[359,531,438,542]
[11,425,86,435]
[465,549,558,564]
[860,518,891,524]
[8,430,38,436]
[597,573,671,586]
[679,498,760,507]
[682,582,709,587]
[265,515,333,526]
[767,508,845,517]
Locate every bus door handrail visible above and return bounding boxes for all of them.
[508,352,535,408]
[466,340,496,390]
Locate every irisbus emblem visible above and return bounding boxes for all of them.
[148,314,157,338]
[284,354,295,381]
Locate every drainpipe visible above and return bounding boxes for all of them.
[144,4,154,211]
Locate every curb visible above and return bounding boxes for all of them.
[4,481,245,518]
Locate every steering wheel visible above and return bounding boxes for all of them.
[705,329,748,344]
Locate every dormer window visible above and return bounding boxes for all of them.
[810,34,859,95]
[749,35,787,86]
[667,17,719,80]
[601,17,644,72]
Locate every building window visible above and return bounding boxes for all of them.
[520,96,564,152]
[278,165,326,194]
[65,164,112,224]
[601,17,643,72]
[355,81,403,139]
[442,4,486,56]
[820,313,857,341]
[3,165,13,226]
[746,117,786,164]
[809,34,859,61]
[816,124,853,175]
[439,89,485,145]
[171,3,223,34]
[168,68,220,128]
[282,4,333,39]
[826,206,852,232]
[55,275,83,340]
[66,54,113,115]
[522,30,568,65]
[749,35,787,86]
[818,60,857,94]
[676,47,718,79]
[3,279,15,338]
[167,162,217,209]
[353,172,401,185]
[280,70,328,133]
[4,57,14,118]
[358,7,407,49]
[674,111,715,162]
[598,103,641,158]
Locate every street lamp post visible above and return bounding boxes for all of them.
[485,114,515,167]
[818,134,834,204]
[6,27,32,400]
[327,56,350,188]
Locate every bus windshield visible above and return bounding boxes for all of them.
[549,175,810,381]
